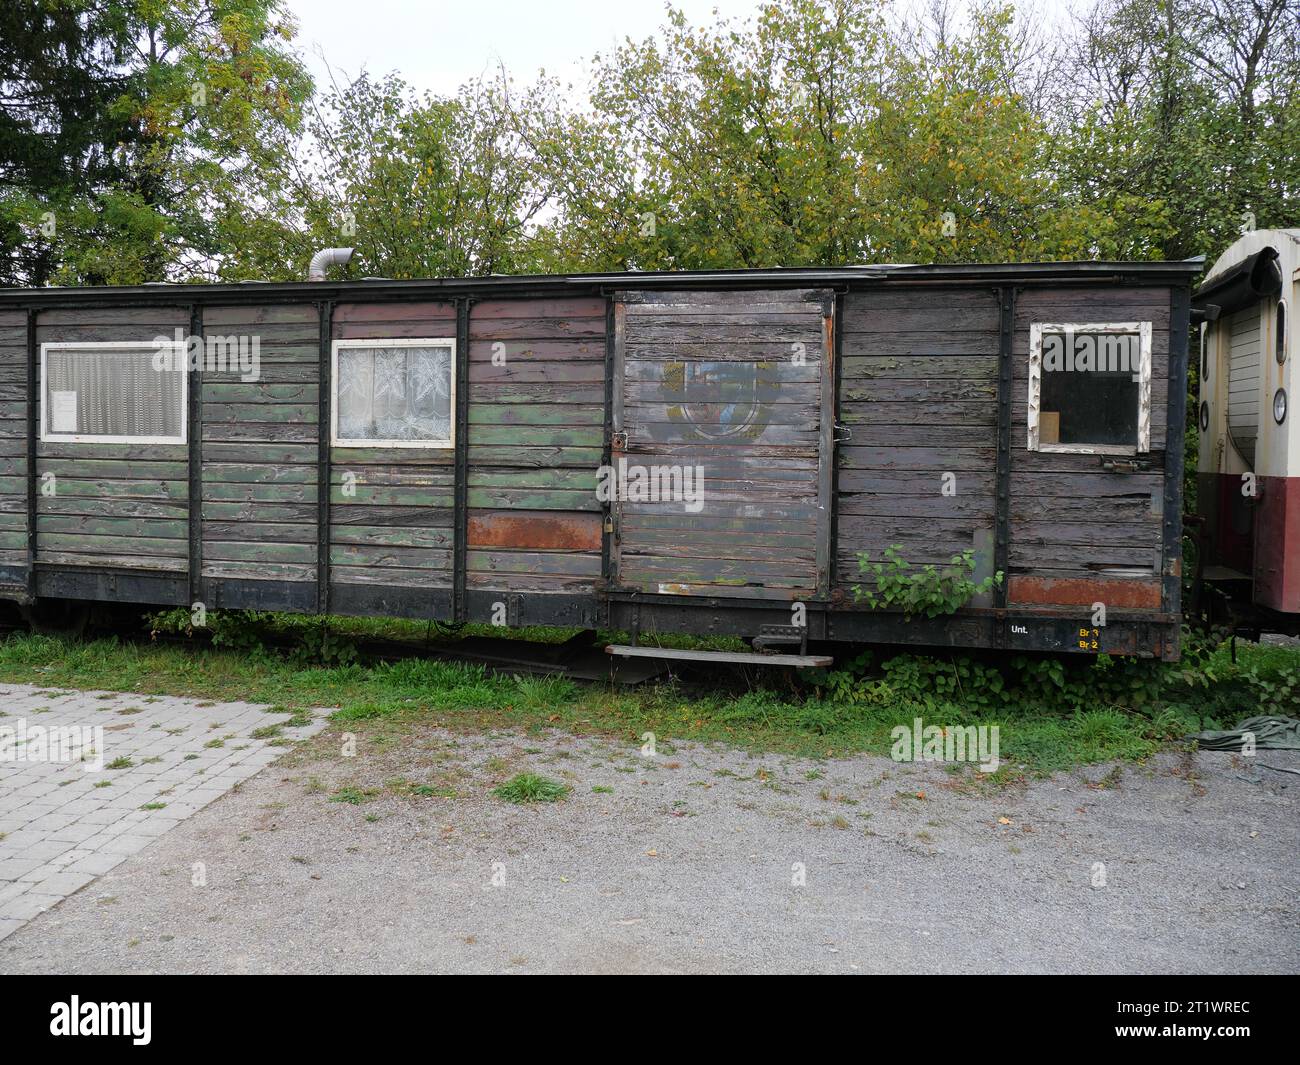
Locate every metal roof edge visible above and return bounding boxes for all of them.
[0,258,1206,306]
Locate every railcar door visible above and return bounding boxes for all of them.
[609,288,834,599]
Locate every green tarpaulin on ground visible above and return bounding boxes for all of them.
[1190,715,1300,751]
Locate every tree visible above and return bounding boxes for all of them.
[1,0,312,286]
[520,0,1108,271]
[261,70,557,281]
[1053,0,1300,265]
[866,0,1101,263]
[5,0,1297,287]
[0,1,138,285]
[523,0,894,270]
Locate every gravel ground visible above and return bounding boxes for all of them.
[2,719,1297,975]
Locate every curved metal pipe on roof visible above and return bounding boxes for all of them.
[307,247,353,282]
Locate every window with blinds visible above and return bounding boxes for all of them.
[1226,306,1261,467]
[332,338,455,448]
[41,342,187,443]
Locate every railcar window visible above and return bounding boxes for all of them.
[1277,301,1288,364]
[332,338,455,448]
[1027,322,1153,455]
[40,341,186,444]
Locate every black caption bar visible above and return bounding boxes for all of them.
[0,975,1289,1052]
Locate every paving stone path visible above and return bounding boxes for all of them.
[0,683,324,941]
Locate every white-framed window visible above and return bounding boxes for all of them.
[1027,321,1153,455]
[331,338,455,448]
[40,340,187,444]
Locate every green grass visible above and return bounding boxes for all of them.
[249,724,281,739]
[513,674,578,710]
[411,783,457,798]
[329,785,374,805]
[0,626,1293,779]
[493,773,570,804]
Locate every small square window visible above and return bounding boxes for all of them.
[41,341,187,443]
[1028,322,1152,455]
[332,339,455,448]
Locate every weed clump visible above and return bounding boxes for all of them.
[493,773,569,804]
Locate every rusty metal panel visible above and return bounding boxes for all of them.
[1008,575,1162,609]
[467,510,602,552]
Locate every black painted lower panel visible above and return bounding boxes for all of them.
[36,567,187,606]
[2,566,1179,659]
[0,564,28,586]
[329,583,454,621]
[200,577,317,613]
[464,589,599,628]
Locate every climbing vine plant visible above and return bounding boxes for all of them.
[853,546,1003,620]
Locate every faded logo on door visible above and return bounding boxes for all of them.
[657,359,782,442]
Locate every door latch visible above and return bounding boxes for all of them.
[1102,458,1146,473]
[610,430,628,451]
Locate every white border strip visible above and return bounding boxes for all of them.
[39,340,188,445]
[1027,321,1152,455]
[330,337,457,449]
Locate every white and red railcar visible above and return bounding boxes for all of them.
[1194,228,1299,629]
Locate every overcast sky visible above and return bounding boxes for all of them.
[289,0,1076,99]
[291,0,767,97]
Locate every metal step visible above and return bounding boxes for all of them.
[605,644,832,668]
[1202,565,1252,582]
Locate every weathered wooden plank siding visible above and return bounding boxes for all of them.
[616,289,826,595]
[1008,287,1169,603]
[35,307,190,571]
[467,298,605,593]
[0,310,28,571]
[330,302,456,590]
[835,289,1000,596]
[0,272,1183,641]
[201,303,318,582]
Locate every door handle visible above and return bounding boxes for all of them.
[1102,458,1146,473]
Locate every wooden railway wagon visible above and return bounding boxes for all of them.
[0,256,1200,661]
